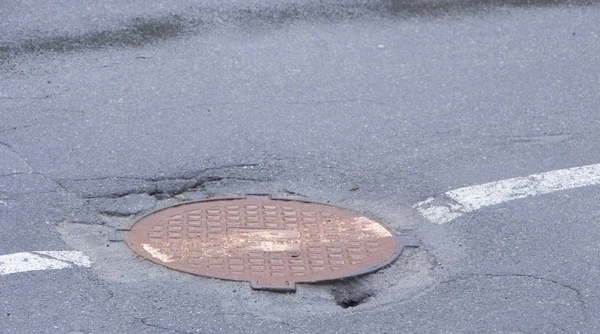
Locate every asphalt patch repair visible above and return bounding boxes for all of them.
[123,195,418,291]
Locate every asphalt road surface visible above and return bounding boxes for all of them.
[1,0,599,332]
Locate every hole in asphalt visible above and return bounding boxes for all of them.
[331,279,374,309]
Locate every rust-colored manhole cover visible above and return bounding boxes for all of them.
[125,196,417,291]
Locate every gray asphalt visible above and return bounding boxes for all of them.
[1,0,599,332]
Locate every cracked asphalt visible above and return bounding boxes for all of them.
[1,0,600,332]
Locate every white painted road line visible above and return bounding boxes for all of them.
[0,251,91,275]
[415,163,600,224]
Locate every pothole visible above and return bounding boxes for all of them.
[331,279,374,308]
[56,186,443,317]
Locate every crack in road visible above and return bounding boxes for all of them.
[69,176,268,199]
[0,89,69,101]
[0,124,40,135]
[282,188,308,197]
[441,273,586,308]
[0,141,34,175]
[61,163,260,183]
[132,316,190,334]
[133,313,300,333]
[0,138,269,201]
[53,163,267,199]
[222,310,302,331]
[548,321,568,333]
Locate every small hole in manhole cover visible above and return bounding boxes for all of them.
[124,195,418,291]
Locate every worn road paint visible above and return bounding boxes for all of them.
[415,163,600,224]
[0,251,91,275]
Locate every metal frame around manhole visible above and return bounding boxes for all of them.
[120,195,418,291]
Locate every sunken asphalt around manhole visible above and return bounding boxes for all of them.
[122,195,418,291]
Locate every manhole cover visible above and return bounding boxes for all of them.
[125,196,417,291]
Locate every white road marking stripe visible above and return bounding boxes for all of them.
[415,163,600,224]
[0,251,91,275]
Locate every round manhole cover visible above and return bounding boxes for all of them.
[125,196,417,291]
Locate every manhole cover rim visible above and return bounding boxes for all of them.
[124,195,415,291]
